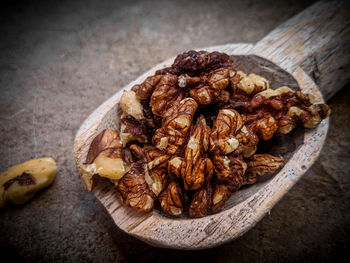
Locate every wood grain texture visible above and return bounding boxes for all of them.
[253,0,350,100]
[74,1,348,249]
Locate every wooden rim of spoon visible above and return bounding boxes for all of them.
[74,1,349,249]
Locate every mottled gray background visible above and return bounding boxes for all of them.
[0,0,349,262]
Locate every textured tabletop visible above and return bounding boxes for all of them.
[0,0,349,262]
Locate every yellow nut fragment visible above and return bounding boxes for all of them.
[258,86,292,99]
[0,157,57,208]
[157,137,169,150]
[82,154,127,181]
[238,73,269,94]
[120,90,144,120]
[287,106,304,118]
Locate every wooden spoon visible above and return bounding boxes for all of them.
[74,1,349,249]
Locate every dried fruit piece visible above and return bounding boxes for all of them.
[158,180,184,216]
[117,162,155,212]
[0,157,56,208]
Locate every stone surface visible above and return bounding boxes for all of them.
[0,0,349,262]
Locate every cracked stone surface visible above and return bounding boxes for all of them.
[0,0,349,262]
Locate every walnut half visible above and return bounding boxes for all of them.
[152,98,198,155]
[117,162,156,213]
[158,180,184,216]
[82,129,127,190]
[168,116,213,190]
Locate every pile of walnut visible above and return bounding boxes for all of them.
[82,50,330,218]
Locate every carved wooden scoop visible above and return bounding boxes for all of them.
[74,1,349,249]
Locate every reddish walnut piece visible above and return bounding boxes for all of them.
[158,180,184,216]
[209,109,244,156]
[168,116,214,190]
[152,98,198,155]
[189,183,213,218]
[129,144,169,196]
[117,162,156,213]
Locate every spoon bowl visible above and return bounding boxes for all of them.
[74,45,328,249]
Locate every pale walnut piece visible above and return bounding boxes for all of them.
[152,98,198,155]
[117,162,156,213]
[237,72,269,95]
[0,157,57,208]
[168,116,214,190]
[158,180,184,216]
[84,148,128,181]
[119,90,144,120]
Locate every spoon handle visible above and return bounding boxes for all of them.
[252,0,350,100]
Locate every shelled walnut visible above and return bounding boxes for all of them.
[158,180,184,216]
[189,183,212,218]
[83,50,330,218]
[129,144,169,196]
[82,129,127,191]
[152,98,198,155]
[168,116,213,190]
[117,162,156,212]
